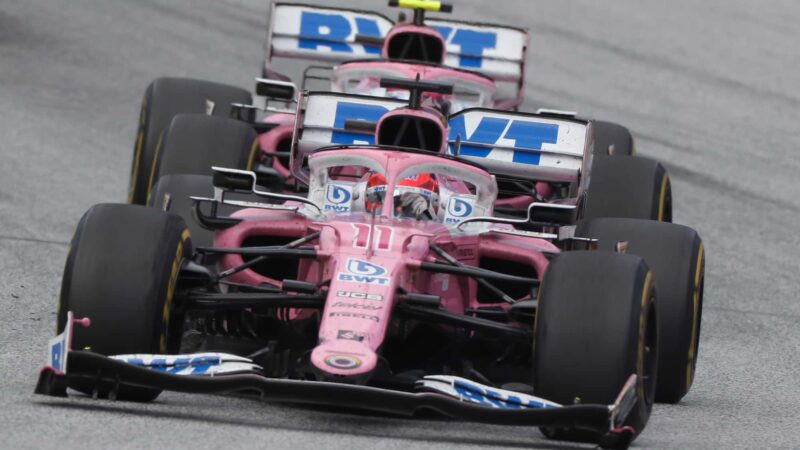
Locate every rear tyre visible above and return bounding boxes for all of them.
[593,121,635,156]
[146,114,259,204]
[577,218,705,403]
[584,155,672,222]
[534,251,658,440]
[58,204,192,401]
[128,77,252,205]
[149,174,215,249]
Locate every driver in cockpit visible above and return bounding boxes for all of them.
[364,172,440,221]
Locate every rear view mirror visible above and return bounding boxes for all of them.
[255,78,296,101]
[528,203,577,225]
[252,165,285,192]
[212,167,256,192]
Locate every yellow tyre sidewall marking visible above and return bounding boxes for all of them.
[246,137,259,170]
[657,173,669,221]
[145,132,164,205]
[128,96,148,203]
[685,242,705,389]
[159,228,191,353]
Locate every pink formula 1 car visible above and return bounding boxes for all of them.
[39,101,704,449]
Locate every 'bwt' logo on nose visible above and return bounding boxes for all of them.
[347,258,386,276]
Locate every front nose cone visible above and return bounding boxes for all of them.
[310,340,378,384]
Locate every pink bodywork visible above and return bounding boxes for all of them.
[214,149,558,380]
[335,60,496,91]
[258,113,295,179]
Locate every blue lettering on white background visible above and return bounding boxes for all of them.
[449,115,506,159]
[337,273,389,285]
[448,198,473,218]
[448,115,559,165]
[326,185,352,204]
[123,356,219,375]
[298,12,382,54]
[50,342,63,371]
[331,102,388,144]
[432,26,497,68]
[299,12,352,52]
[325,184,352,212]
[504,121,559,165]
[355,18,381,55]
[453,379,555,409]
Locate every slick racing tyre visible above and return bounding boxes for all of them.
[128,77,252,205]
[577,218,705,403]
[534,251,658,441]
[593,120,635,156]
[58,204,192,401]
[583,155,672,222]
[145,114,259,204]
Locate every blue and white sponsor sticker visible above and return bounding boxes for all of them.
[447,110,586,171]
[47,325,70,374]
[443,195,476,225]
[301,95,404,147]
[111,353,261,376]
[418,375,561,409]
[337,258,390,285]
[324,183,354,212]
[428,19,527,79]
[270,5,393,60]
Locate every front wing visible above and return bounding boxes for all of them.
[35,351,637,449]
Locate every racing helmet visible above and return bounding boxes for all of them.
[365,173,440,220]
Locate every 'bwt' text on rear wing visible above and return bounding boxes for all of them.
[448,108,593,188]
[264,2,529,107]
[290,92,593,197]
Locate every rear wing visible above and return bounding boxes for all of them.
[447,108,593,193]
[264,2,528,105]
[290,91,407,184]
[290,95,593,192]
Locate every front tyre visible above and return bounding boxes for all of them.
[534,251,658,441]
[58,204,192,401]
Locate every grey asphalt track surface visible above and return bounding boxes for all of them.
[1,0,799,448]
